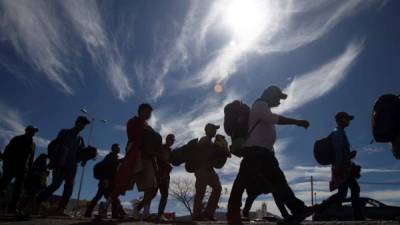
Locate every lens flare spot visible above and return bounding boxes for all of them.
[214,83,223,93]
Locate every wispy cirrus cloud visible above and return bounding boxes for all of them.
[276,40,364,114]
[59,0,134,100]
[0,0,73,93]
[178,0,378,89]
[135,1,202,100]
[135,0,381,100]
[0,0,134,100]
[0,101,49,149]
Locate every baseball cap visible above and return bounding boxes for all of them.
[25,125,39,132]
[261,85,288,100]
[205,123,220,131]
[76,116,91,125]
[335,112,354,121]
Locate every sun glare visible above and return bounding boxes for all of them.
[223,0,268,43]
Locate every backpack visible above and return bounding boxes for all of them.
[314,133,335,165]
[224,101,251,157]
[169,138,202,173]
[372,94,400,142]
[93,161,105,180]
[141,128,162,159]
[224,100,250,139]
[47,138,62,168]
[169,138,198,166]
[78,146,97,162]
[93,159,113,180]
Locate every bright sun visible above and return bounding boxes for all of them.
[223,0,268,43]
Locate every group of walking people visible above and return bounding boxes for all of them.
[1,84,395,225]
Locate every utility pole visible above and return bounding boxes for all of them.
[311,176,314,206]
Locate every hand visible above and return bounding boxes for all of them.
[350,150,357,159]
[296,120,310,129]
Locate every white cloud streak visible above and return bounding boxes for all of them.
[0,0,134,100]
[0,101,49,149]
[276,40,364,114]
[0,0,73,93]
[178,0,377,89]
[59,0,134,100]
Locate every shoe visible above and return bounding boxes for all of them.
[158,214,169,222]
[279,206,314,225]
[227,209,243,225]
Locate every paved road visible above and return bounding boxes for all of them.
[0,216,399,225]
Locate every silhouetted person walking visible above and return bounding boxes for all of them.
[108,103,158,220]
[0,125,38,213]
[318,112,364,220]
[35,116,90,216]
[227,85,314,224]
[136,134,175,221]
[192,123,222,221]
[85,144,125,218]
[156,134,175,220]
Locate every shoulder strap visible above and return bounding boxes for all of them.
[247,120,261,138]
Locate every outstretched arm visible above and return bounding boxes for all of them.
[277,115,310,129]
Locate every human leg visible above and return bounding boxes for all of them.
[203,169,221,219]
[348,178,364,220]
[157,176,169,217]
[227,156,251,224]
[243,191,258,218]
[193,171,207,219]
[84,181,105,217]
[36,168,65,204]
[57,167,77,210]
[8,170,25,212]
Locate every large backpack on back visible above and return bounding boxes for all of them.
[224,100,250,139]
[372,94,400,142]
[169,138,203,173]
[141,128,162,159]
[93,160,107,180]
[314,133,335,165]
[224,100,251,157]
[169,138,198,167]
[47,137,63,169]
[93,157,115,180]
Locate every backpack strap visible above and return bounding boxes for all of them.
[246,120,261,138]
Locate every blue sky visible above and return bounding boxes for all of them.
[1,0,400,216]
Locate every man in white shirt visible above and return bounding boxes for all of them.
[227,85,314,225]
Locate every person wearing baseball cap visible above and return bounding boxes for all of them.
[36,116,90,216]
[335,111,354,123]
[25,125,39,133]
[228,85,314,225]
[0,125,38,213]
[192,123,223,221]
[317,112,364,220]
[204,123,220,136]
